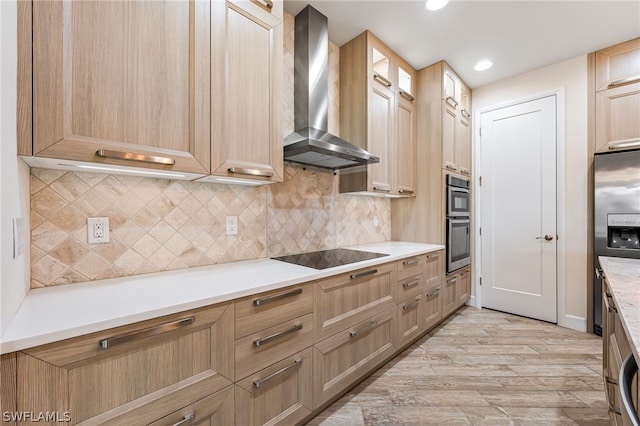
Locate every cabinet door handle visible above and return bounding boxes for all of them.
[373,184,391,192]
[350,269,378,280]
[608,305,618,314]
[446,278,457,285]
[606,376,618,385]
[96,149,175,166]
[426,253,440,259]
[608,403,622,415]
[403,258,420,266]
[445,164,458,171]
[398,189,414,195]
[427,288,441,298]
[253,288,303,306]
[608,74,640,88]
[253,323,303,347]
[373,73,392,88]
[399,89,415,101]
[619,353,640,425]
[403,298,421,310]
[251,0,274,9]
[171,413,195,426]
[445,96,459,108]
[608,137,640,151]
[349,320,377,337]
[461,109,471,119]
[99,317,195,349]
[402,278,421,288]
[460,271,469,277]
[228,167,274,178]
[253,358,302,389]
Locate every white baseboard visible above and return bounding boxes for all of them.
[558,314,587,332]
[467,295,477,308]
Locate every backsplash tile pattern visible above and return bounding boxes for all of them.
[30,169,266,287]
[28,11,389,288]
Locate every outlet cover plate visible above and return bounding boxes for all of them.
[88,217,110,244]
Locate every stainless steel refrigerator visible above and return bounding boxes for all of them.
[593,149,640,335]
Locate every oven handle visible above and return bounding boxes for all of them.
[448,186,470,194]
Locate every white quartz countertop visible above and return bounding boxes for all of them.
[599,256,640,362]
[0,241,443,354]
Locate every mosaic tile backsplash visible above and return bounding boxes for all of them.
[28,12,389,287]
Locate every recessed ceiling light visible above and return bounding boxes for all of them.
[425,0,449,11]
[474,60,493,71]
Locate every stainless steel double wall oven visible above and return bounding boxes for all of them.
[446,175,471,273]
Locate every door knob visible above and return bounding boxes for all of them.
[536,234,554,241]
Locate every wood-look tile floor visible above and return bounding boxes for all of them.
[306,307,608,426]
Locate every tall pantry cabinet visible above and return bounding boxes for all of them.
[18,0,284,184]
[392,61,472,246]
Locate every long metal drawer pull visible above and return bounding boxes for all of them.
[253,288,303,306]
[252,0,274,9]
[445,164,458,171]
[608,305,618,313]
[228,167,274,178]
[460,169,470,176]
[619,353,640,426]
[608,74,640,88]
[350,269,378,280]
[460,271,469,277]
[253,323,303,347]
[426,253,440,259]
[403,258,420,266]
[402,278,421,288]
[608,403,622,415]
[399,89,415,101]
[446,278,457,285]
[373,73,392,88]
[253,358,302,388]
[99,317,195,349]
[606,376,618,385]
[349,320,377,337]
[398,189,414,195]
[96,149,175,166]
[445,96,459,108]
[608,137,640,150]
[171,413,195,426]
[427,288,441,298]
[373,185,391,192]
[403,299,421,310]
[461,109,471,119]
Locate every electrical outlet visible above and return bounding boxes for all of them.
[12,218,24,258]
[226,216,238,235]
[88,217,110,244]
[373,216,379,227]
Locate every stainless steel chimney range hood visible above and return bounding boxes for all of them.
[283,5,379,170]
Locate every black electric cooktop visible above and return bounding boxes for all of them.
[271,248,388,270]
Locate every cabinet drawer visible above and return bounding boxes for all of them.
[148,385,234,426]
[313,308,396,408]
[395,295,423,349]
[443,274,458,316]
[396,274,425,304]
[314,262,396,341]
[235,283,313,338]
[235,313,314,380]
[424,251,444,288]
[235,348,313,426]
[18,303,234,424]
[397,255,426,281]
[423,284,443,332]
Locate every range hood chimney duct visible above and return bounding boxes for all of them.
[283,5,379,170]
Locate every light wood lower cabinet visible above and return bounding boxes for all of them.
[148,386,234,426]
[423,284,443,332]
[313,308,396,408]
[443,266,471,317]
[424,251,445,289]
[457,268,471,306]
[443,274,459,316]
[235,348,313,426]
[395,295,423,349]
[17,303,234,425]
[314,262,397,341]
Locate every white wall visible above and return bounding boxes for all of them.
[1,1,31,335]
[473,55,589,330]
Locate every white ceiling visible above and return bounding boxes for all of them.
[283,0,640,88]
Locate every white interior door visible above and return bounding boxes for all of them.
[480,95,557,323]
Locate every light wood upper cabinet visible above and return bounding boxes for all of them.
[340,31,417,196]
[592,38,640,154]
[24,0,211,175]
[209,0,284,183]
[441,63,472,176]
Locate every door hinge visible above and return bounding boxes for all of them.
[479,227,482,236]
[479,277,482,286]
[479,127,482,137]
[479,176,482,186]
